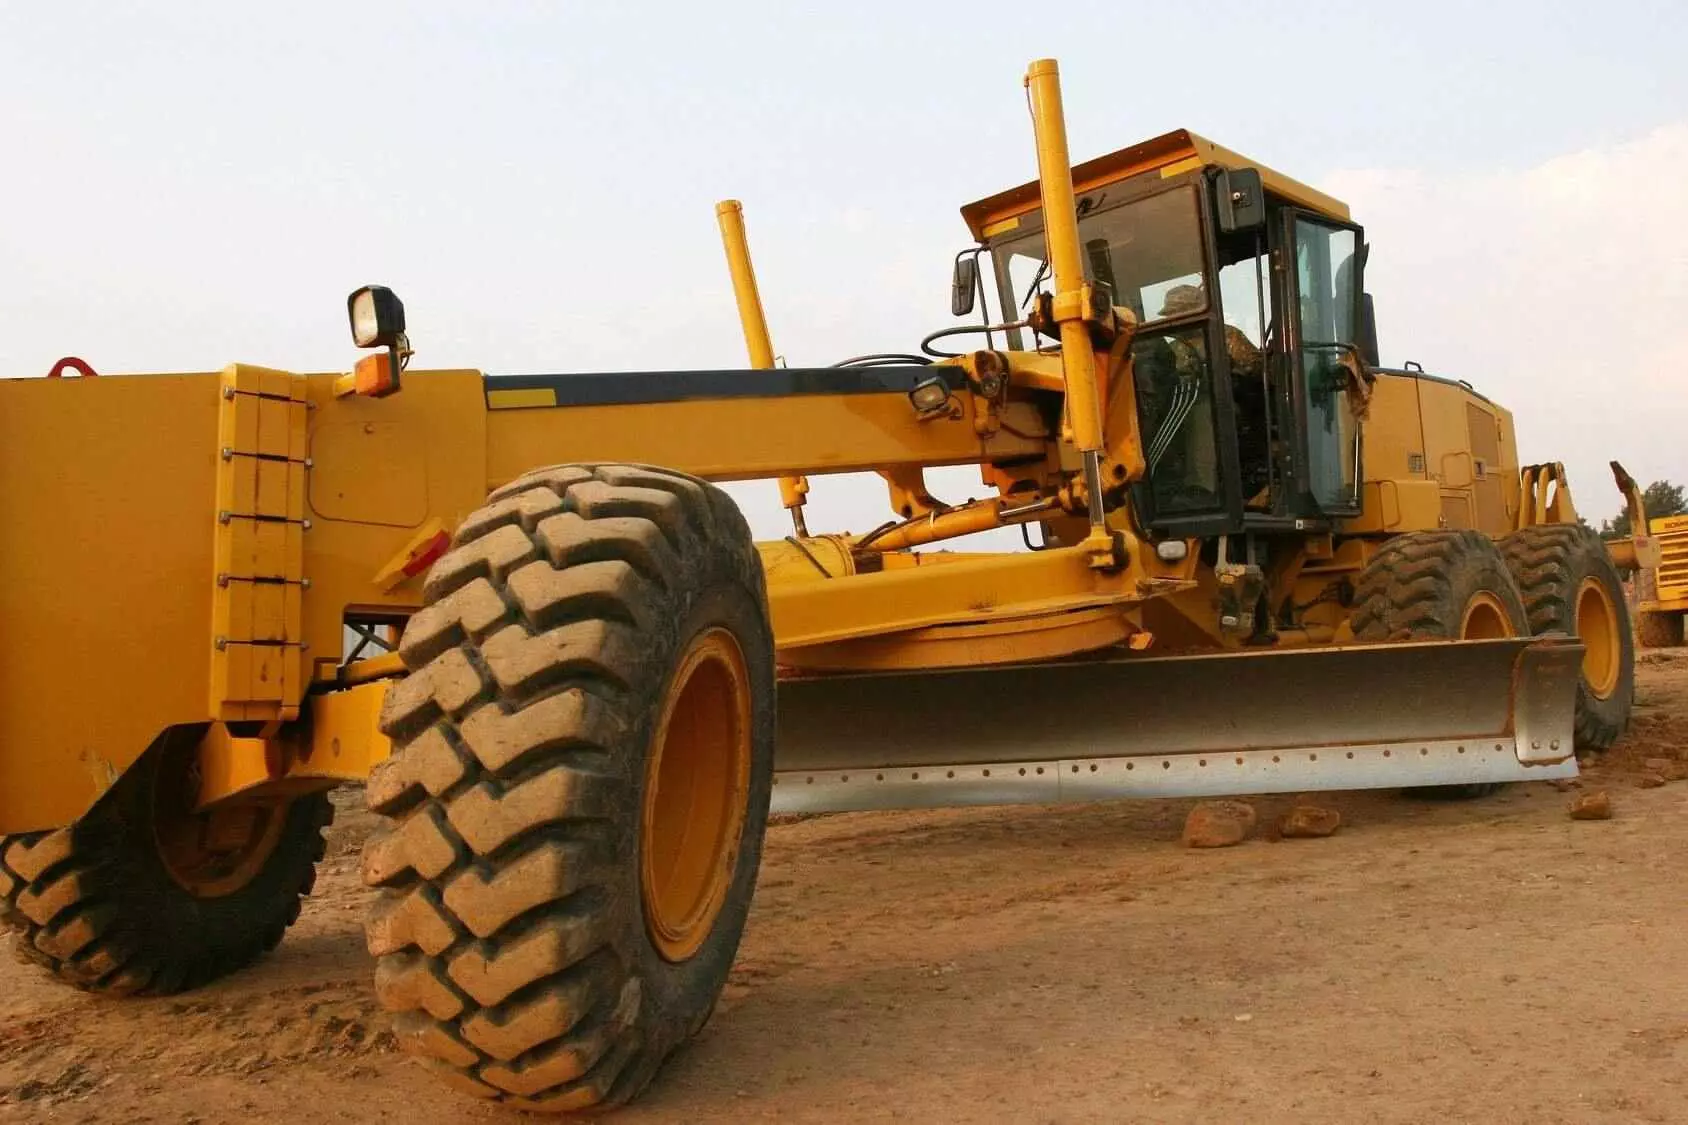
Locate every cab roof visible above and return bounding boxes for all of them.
[959,128,1350,240]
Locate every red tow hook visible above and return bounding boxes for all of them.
[45,356,98,378]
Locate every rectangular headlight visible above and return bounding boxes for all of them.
[909,376,950,414]
[348,285,405,348]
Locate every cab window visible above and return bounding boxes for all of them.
[990,186,1208,346]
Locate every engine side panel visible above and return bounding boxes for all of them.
[1350,369,1519,538]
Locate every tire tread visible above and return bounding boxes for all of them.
[0,772,331,996]
[1350,530,1528,799]
[1499,523,1634,749]
[365,462,769,1111]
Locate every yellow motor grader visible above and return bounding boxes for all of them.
[0,59,1652,1113]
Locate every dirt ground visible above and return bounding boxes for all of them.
[4,656,1688,1124]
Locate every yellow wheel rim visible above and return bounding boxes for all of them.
[1460,591,1515,640]
[1576,576,1621,699]
[155,793,287,899]
[640,627,753,963]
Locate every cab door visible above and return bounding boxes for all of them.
[1283,212,1367,520]
[1123,178,1247,539]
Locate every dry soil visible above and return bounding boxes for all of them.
[3,655,1687,1124]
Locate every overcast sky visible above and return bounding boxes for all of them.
[3,1,1682,537]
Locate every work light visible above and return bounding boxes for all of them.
[348,285,406,349]
[908,376,950,418]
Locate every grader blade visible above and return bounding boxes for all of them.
[770,636,1583,813]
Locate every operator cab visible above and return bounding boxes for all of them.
[961,130,1374,540]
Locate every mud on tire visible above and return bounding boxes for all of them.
[1499,523,1634,750]
[0,729,332,995]
[1350,529,1530,799]
[364,463,775,1113]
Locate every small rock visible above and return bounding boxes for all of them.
[1549,778,1582,791]
[1637,773,1668,789]
[1569,791,1613,820]
[1182,800,1256,848]
[1278,804,1342,839]
[1654,758,1688,781]
[12,1079,49,1103]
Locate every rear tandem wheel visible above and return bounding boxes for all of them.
[1498,523,1634,750]
[1349,529,1531,800]
[0,729,333,994]
[362,463,776,1113]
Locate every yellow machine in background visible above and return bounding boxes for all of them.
[1638,514,1688,646]
[0,59,1652,1114]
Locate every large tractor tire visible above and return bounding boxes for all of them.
[1638,610,1684,649]
[1350,529,1531,800]
[364,463,775,1114]
[1500,524,1634,750]
[0,728,332,994]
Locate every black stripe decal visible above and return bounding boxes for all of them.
[483,366,959,408]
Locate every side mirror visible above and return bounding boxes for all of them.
[951,255,978,317]
[1214,167,1266,233]
[1359,293,1381,367]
